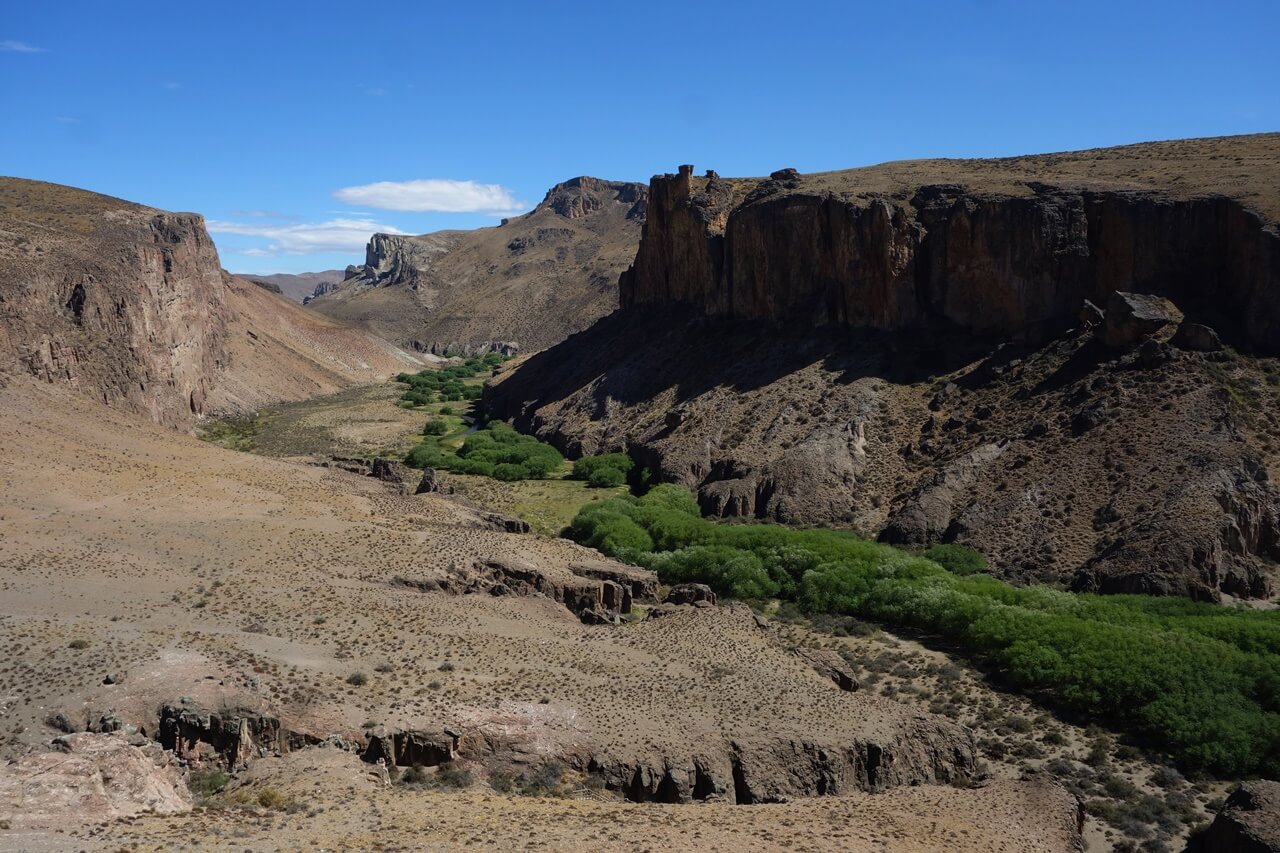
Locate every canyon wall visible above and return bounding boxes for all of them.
[622,165,1280,351]
[0,178,424,429]
[0,184,231,428]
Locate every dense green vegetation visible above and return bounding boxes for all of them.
[394,353,508,406]
[406,421,564,481]
[567,485,1280,776]
[570,453,635,487]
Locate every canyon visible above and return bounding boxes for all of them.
[490,133,1280,601]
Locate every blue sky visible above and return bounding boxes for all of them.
[2,1,1277,274]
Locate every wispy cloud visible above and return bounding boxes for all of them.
[333,179,526,214]
[208,217,409,256]
[1,40,44,53]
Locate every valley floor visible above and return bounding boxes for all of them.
[0,376,1228,851]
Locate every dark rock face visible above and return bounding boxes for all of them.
[569,559,660,602]
[620,170,1280,353]
[665,583,717,606]
[363,728,459,768]
[370,457,413,491]
[158,702,282,768]
[581,726,976,805]
[1204,781,1280,852]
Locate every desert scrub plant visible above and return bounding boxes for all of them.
[256,788,287,809]
[67,639,90,650]
[187,768,230,798]
[346,672,368,686]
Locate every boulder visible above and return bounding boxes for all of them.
[1173,321,1224,352]
[370,457,413,490]
[414,467,453,495]
[1103,291,1179,348]
[665,583,717,606]
[1203,780,1280,852]
[793,647,860,691]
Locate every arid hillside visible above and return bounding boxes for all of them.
[306,176,646,354]
[489,135,1280,601]
[0,178,426,428]
[0,376,1085,851]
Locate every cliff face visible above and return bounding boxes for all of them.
[307,176,647,353]
[491,135,1280,601]
[622,161,1280,352]
[0,178,425,428]
[0,180,231,427]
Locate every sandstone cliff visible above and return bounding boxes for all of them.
[0,178,424,429]
[307,176,647,353]
[490,135,1280,600]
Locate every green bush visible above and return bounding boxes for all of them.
[571,453,634,488]
[922,544,987,575]
[393,355,512,406]
[565,485,1280,776]
[403,421,562,483]
[422,419,450,436]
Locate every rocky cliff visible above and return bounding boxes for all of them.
[307,176,647,353]
[0,178,424,428]
[0,179,232,428]
[622,135,1280,352]
[490,135,1280,600]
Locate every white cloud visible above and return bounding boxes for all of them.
[0,40,43,53]
[333,179,526,214]
[207,217,409,256]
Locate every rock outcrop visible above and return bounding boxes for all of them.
[0,733,192,829]
[1204,781,1280,852]
[158,701,283,768]
[621,140,1280,353]
[0,179,231,427]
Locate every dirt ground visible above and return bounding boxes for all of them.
[0,375,1220,851]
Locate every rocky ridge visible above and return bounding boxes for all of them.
[306,176,647,353]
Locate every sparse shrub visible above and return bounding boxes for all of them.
[434,763,474,789]
[346,672,368,686]
[256,788,286,809]
[187,768,230,798]
[67,639,90,650]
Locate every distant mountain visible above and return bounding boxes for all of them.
[304,177,646,354]
[235,270,346,303]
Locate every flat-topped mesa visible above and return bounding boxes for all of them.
[621,136,1280,352]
